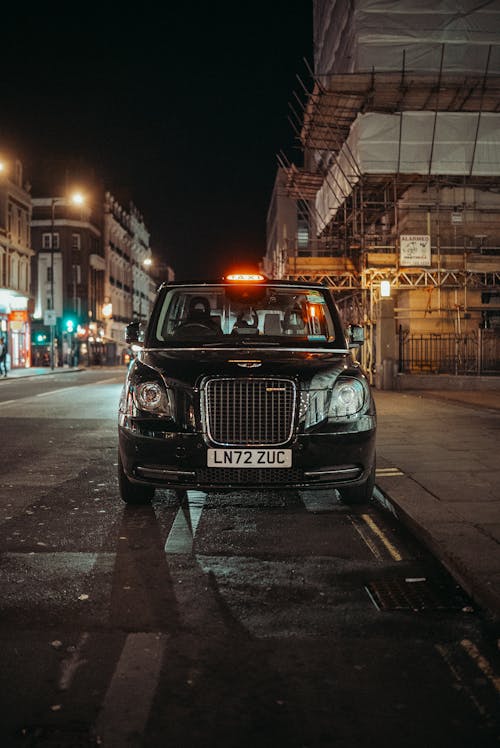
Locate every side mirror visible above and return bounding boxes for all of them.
[125,321,144,345]
[348,324,365,347]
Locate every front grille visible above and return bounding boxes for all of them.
[197,467,303,485]
[203,377,296,446]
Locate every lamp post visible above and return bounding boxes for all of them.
[49,192,84,369]
[140,257,152,321]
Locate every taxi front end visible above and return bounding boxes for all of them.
[118,275,376,504]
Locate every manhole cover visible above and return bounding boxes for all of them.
[365,577,466,612]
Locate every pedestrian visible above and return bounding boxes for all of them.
[0,336,7,377]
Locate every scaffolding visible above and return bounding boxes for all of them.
[281,61,500,324]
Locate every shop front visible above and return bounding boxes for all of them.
[0,299,31,369]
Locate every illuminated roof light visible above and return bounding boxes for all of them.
[226,273,265,282]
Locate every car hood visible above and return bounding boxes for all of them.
[135,346,360,389]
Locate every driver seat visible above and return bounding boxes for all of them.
[174,296,221,335]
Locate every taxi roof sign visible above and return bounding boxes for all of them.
[225,273,265,282]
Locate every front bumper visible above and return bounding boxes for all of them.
[118,417,376,491]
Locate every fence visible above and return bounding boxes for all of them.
[399,329,500,375]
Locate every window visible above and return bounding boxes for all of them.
[71,233,81,250]
[42,233,59,249]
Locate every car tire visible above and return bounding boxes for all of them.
[340,461,375,505]
[118,451,155,505]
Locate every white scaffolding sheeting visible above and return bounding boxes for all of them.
[314,0,500,75]
[315,111,500,226]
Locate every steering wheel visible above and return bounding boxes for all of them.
[173,321,219,337]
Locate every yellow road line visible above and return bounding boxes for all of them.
[350,516,383,560]
[361,514,403,562]
[461,639,500,695]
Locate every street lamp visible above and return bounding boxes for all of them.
[139,256,152,321]
[49,192,85,369]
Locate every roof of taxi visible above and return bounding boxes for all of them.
[157,278,329,291]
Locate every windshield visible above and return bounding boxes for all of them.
[149,284,346,348]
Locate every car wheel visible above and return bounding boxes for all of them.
[118,451,155,505]
[340,461,375,505]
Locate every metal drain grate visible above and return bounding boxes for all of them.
[365,577,465,612]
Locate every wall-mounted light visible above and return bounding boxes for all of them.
[380,280,391,298]
[102,302,113,319]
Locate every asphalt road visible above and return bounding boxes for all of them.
[0,370,499,747]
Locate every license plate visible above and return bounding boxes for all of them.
[207,448,292,468]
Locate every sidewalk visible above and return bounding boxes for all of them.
[374,387,500,621]
[0,365,104,379]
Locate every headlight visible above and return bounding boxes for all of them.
[134,381,168,412]
[329,377,365,418]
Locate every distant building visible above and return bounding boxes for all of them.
[31,193,105,366]
[1,155,166,368]
[103,192,153,362]
[0,159,34,368]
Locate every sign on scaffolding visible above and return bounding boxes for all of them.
[400,235,431,267]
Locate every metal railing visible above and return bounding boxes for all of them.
[399,329,500,375]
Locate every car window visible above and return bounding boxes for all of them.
[150,285,345,348]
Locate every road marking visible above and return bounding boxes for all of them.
[35,380,119,397]
[436,643,486,716]
[351,515,382,559]
[83,378,124,386]
[94,632,167,746]
[461,639,500,696]
[361,514,403,561]
[36,387,74,397]
[0,399,16,405]
[376,467,404,476]
[165,491,207,554]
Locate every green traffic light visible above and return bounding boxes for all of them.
[65,319,75,333]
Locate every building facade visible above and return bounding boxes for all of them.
[271,0,500,383]
[0,159,34,369]
[103,192,153,362]
[31,194,106,366]
[0,156,165,368]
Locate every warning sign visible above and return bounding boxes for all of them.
[400,235,431,267]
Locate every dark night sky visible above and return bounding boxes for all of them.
[1,3,313,280]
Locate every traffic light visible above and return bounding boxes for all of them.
[64,318,75,333]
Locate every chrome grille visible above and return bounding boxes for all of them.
[203,378,296,446]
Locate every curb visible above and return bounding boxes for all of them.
[373,483,500,623]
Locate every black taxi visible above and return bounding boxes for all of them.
[118,273,376,504]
